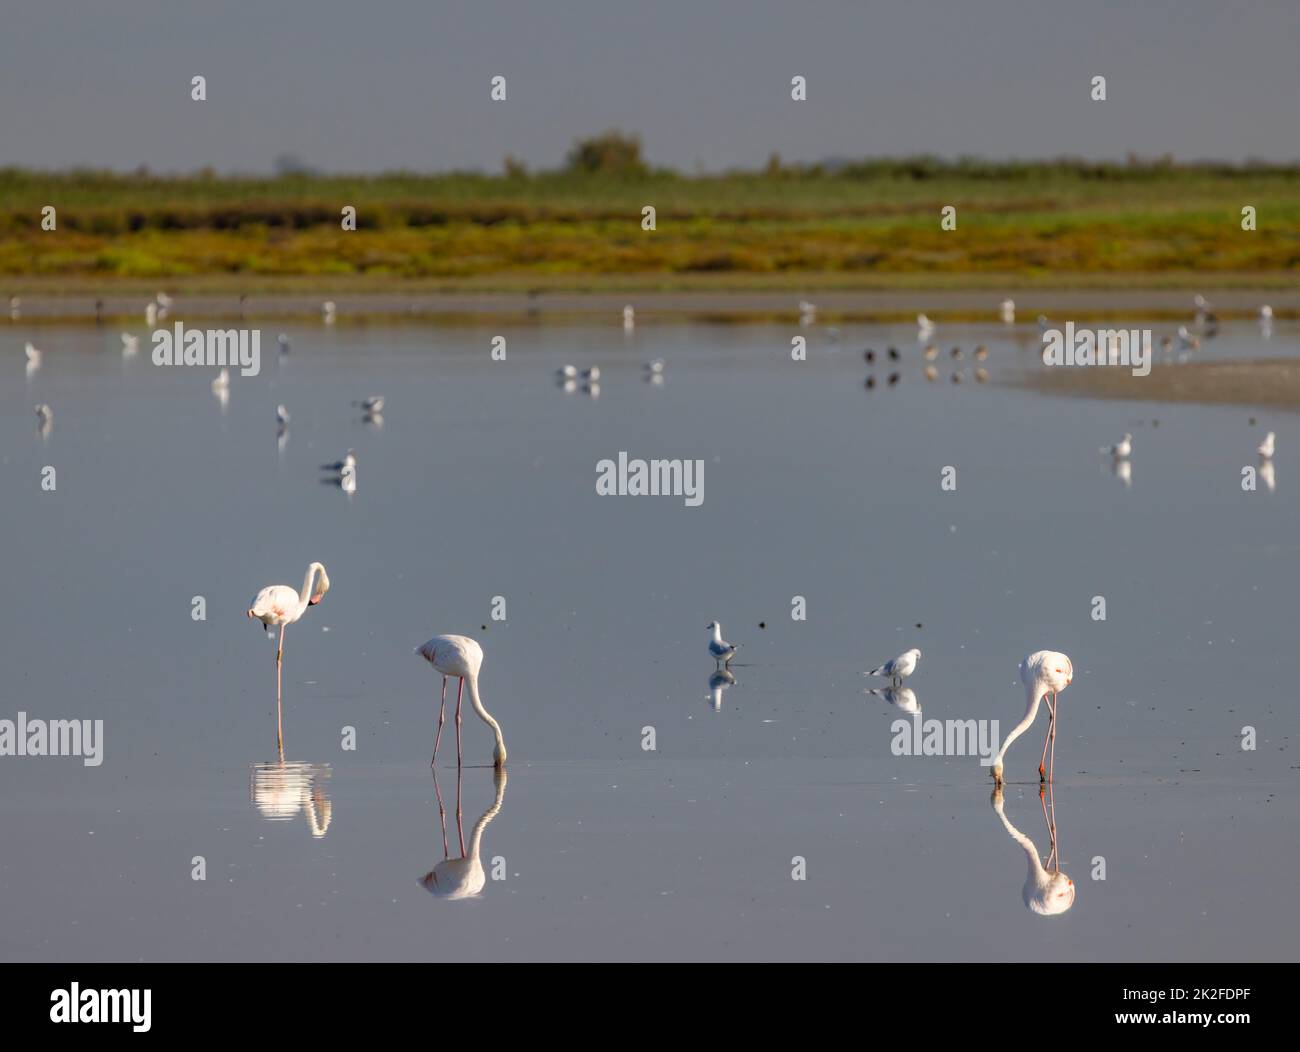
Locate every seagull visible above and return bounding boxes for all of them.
[321,449,357,473]
[917,314,935,339]
[1260,305,1274,321]
[352,395,384,414]
[1259,431,1275,459]
[707,669,736,711]
[1102,432,1132,458]
[866,648,921,684]
[8,295,19,320]
[1193,293,1212,314]
[644,358,665,375]
[580,367,600,383]
[1000,299,1016,324]
[34,403,52,424]
[623,305,635,330]
[156,291,173,309]
[211,367,230,392]
[798,300,817,325]
[322,301,337,323]
[707,621,739,666]
[120,333,139,356]
[276,404,290,427]
[556,364,577,380]
[145,301,158,326]
[339,463,357,497]
[24,342,42,376]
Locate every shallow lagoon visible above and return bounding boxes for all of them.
[1,317,1296,961]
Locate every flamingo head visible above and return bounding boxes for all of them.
[309,566,331,605]
[1029,871,1076,915]
[493,742,508,768]
[1024,650,1073,699]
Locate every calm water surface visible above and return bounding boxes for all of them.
[1,318,1296,960]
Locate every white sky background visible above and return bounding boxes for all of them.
[0,0,1295,173]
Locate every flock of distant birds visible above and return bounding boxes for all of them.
[13,289,1286,781]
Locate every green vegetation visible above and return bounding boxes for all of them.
[2,137,1297,289]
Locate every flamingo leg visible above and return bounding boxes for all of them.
[276,623,286,755]
[1049,691,1058,784]
[455,764,466,857]
[1039,694,1056,782]
[432,766,449,858]
[432,675,447,765]
[455,677,464,768]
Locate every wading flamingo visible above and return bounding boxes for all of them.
[417,635,507,769]
[246,562,330,751]
[991,651,1072,785]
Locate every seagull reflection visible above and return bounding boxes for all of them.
[1260,460,1276,492]
[865,685,920,714]
[250,760,333,838]
[362,411,384,429]
[991,784,1074,916]
[707,668,736,711]
[420,766,508,900]
[1113,457,1132,488]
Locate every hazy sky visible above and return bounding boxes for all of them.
[1,0,1296,174]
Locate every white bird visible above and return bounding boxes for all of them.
[251,761,333,837]
[416,635,507,769]
[1261,460,1276,492]
[121,333,139,356]
[145,301,158,326]
[556,364,578,380]
[277,334,291,353]
[24,341,42,365]
[322,301,337,322]
[916,313,935,339]
[866,647,921,683]
[1102,432,1132,458]
[352,395,384,414]
[1260,305,1274,321]
[707,621,739,665]
[246,563,331,752]
[1193,293,1211,313]
[1000,299,1016,324]
[34,403,52,423]
[623,304,635,330]
[276,404,290,427]
[421,767,507,898]
[992,787,1074,915]
[580,367,600,382]
[8,295,19,320]
[1176,325,1200,351]
[798,300,817,326]
[156,291,173,310]
[1259,431,1275,459]
[990,650,1073,786]
[320,449,357,473]
[644,358,665,375]
[707,668,736,711]
[866,685,921,714]
[211,367,229,392]
[338,463,357,497]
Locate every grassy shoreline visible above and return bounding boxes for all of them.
[5,159,1298,285]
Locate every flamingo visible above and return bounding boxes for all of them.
[866,647,921,684]
[416,635,507,769]
[246,562,331,751]
[421,766,507,898]
[990,651,1073,786]
[991,784,1074,915]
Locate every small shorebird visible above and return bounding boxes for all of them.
[1102,432,1132,459]
[707,621,739,666]
[866,647,921,684]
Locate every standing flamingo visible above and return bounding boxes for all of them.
[417,635,507,769]
[246,562,330,752]
[990,651,1073,786]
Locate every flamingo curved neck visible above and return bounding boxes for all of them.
[994,680,1044,769]
[466,675,507,763]
[296,563,325,617]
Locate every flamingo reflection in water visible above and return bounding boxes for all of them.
[420,766,508,900]
[250,761,333,838]
[991,783,1074,916]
